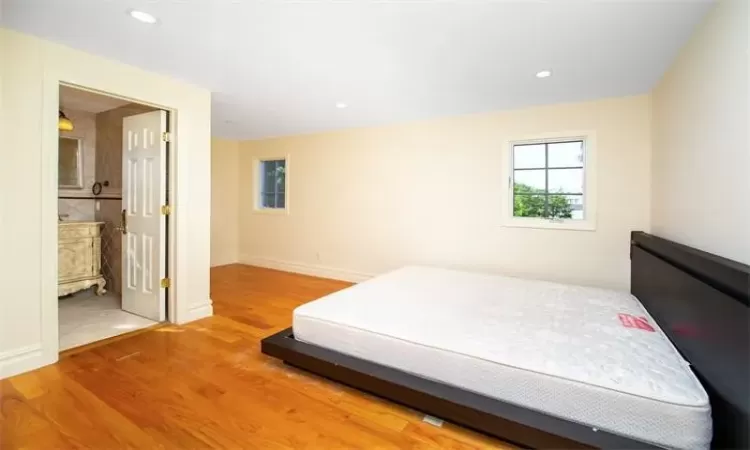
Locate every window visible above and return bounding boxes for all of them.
[257,158,287,210]
[506,135,595,230]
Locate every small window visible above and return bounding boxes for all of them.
[258,159,286,210]
[508,137,593,229]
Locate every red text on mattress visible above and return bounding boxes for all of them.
[618,313,655,332]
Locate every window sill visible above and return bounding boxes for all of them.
[252,207,289,216]
[503,218,595,232]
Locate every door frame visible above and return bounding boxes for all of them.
[0,39,212,379]
[54,81,177,339]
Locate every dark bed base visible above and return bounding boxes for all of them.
[262,328,655,449]
[261,232,749,449]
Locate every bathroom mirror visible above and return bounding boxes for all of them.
[59,136,83,189]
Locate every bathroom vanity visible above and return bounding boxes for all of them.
[58,221,107,297]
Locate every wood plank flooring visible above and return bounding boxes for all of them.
[1,265,511,449]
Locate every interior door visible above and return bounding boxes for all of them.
[121,110,167,321]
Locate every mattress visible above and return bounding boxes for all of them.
[293,266,711,450]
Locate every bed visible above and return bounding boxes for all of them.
[261,232,750,449]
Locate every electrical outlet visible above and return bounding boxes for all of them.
[316,252,321,262]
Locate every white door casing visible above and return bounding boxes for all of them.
[121,110,167,321]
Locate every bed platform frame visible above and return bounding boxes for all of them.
[262,231,749,449]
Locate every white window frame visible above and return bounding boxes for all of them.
[252,155,290,215]
[502,131,597,231]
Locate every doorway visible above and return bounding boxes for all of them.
[57,85,170,351]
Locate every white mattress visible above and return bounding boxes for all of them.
[293,266,711,450]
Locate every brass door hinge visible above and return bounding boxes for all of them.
[160,278,171,289]
[162,132,171,142]
[161,205,172,215]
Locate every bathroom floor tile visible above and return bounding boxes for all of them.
[59,291,158,351]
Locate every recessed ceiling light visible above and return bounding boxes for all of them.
[335,102,348,109]
[536,70,552,78]
[130,10,157,24]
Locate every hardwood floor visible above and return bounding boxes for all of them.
[1,265,511,449]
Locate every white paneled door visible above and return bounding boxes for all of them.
[121,110,167,321]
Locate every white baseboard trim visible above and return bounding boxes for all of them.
[0,345,47,379]
[180,301,214,324]
[239,256,374,283]
[210,259,240,268]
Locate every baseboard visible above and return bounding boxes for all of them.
[210,259,240,268]
[180,301,214,324]
[0,345,48,379]
[239,256,374,283]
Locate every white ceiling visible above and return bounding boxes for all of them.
[2,0,713,140]
[59,85,130,113]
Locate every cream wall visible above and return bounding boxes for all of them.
[238,95,651,289]
[211,139,240,266]
[0,29,213,379]
[652,0,749,265]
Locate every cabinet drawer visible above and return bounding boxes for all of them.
[59,224,102,240]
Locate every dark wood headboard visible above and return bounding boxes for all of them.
[630,231,750,449]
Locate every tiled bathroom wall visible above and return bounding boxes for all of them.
[59,108,97,192]
[95,103,157,196]
[58,108,97,220]
[97,199,123,295]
